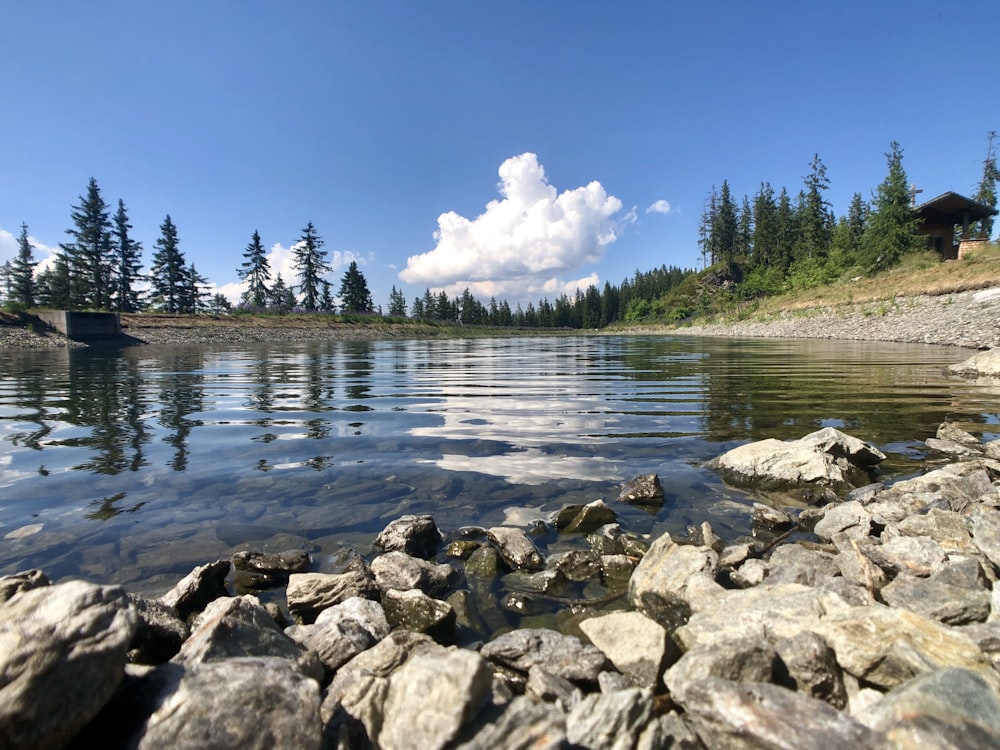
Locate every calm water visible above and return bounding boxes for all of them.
[2,335,998,604]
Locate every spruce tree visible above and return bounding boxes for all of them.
[180,263,210,313]
[750,182,778,269]
[796,153,833,260]
[293,222,329,311]
[338,261,373,313]
[388,285,408,317]
[61,177,114,309]
[860,142,921,273]
[237,230,271,309]
[10,223,37,308]
[112,199,144,312]
[149,215,186,313]
[269,273,295,313]
[974,131,998,239]
[36,255,71,309]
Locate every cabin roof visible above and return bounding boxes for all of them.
[915,191,998,225]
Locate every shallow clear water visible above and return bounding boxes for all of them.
[1,335,997,604]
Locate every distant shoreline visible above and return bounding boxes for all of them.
[3,287,999,351]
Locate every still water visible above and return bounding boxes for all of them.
[1,335,998,604]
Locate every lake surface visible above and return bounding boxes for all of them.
[2,335,998,615]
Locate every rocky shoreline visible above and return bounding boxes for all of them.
[2,286,1000,350]
[4,415,1000,749]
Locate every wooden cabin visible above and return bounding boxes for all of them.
[914,191,997,259]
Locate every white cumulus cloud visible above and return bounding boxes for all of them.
[399,153,624,300]
[646,199,672,214]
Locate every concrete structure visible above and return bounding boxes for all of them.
[914,191,997,259]
[35,311,122,341]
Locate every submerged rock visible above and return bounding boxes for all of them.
[617,474,665,506]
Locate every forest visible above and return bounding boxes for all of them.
[3,137,997,330]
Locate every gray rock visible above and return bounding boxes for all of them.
[525,665,582,709]
[159,559,231,620]
[706,427,885,489]
[730,558,767,588]
[127,594,190,664]
[579,610,674,689]
[372,513,443,559]
[858,667,1000,748]
[718,543,753,569]
[370,550,457,596]
[832,534,889,592]
[480,628,608,684]
[381,588,456,640]
[0,569,49,604]
[600,554,636,591]
[664,635,778,705]
[628,533,723,617]
[379,650,493,750]
[750,502,795,532]
[812,500,872,541]
[867,534,948,577]
[453,695,567,750]
[681,677,883,749]
[135,657,322,750]
[810,604,990,690]
[950,348,1000,376]
[560,499,618,534]
[871,466,994,518]
[175,595,321,681]
[486,526,545,571]
[766,542,840,586]
[673,584,853,652]
[0,580,137,750]
[880,571,991,625]
[896,507,978,555]
[618,474,665,505]
[587,523,629,556]
[969,508,1000,573]
[286,569,378,623]
[549,549,602,582]
[231,549,311,591]
[286,598,386,676]
[936,422,984,448]
[774,631,848,709]
[565,687,656,750]
[464,545,502,579]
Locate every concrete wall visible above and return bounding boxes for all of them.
[36,311,121,340]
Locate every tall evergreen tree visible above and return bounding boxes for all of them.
[293,222,329,311]
[860,141,921,272]
[180,263,210,313]
[238,229,271,308]
[974,131,999,239]
[61,177,114,309]
[269,273,296,313]
[388,285,408,316]
[712,181,738,268]
[36,255,71,309]
[338,260,373,313]
[796,153,833,260]
[320,280,334,312]
[773,187,798,273]
[111,199,144,312]
[10,223,37,308]
[149,215,186,313]
[750,182,778,269]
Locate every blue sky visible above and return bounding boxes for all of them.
[2,1,998,309]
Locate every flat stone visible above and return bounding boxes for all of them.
[880,572,990,625]
[813,501,872,542]
[370,551,457,596]
[286,569,378,623]
[480,628,608,684]
[579,611,674,689]
[565,688,657,749]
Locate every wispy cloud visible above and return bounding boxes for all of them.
[646,199,672,215]
[399,153,624,300]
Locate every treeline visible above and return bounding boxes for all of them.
[697,139,998,304]
[387,263,694,328]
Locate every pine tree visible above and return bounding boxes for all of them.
[61,177,114,309]
[712,181,738,268]
[974,131,999,239]
[750,182,778,269]
[238,230,271,309]
[388,285,408,317]
[10,223,37,308]
[180,263,210,313]
[149,215,187,313]
[410,296,425,318]
[860,141,921,273]
[338,261,373,314]
[293,222,329,311]
[796,153,833,260]
[269,273,296,313]
[320,280,334,312]
[112,200,144,312]
[36,255,71,309]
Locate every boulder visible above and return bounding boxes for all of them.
[0,580,137,750]
[681,678,884,749]
[706,427,885,489]
[950,348,1000,377]
[158,559,231,620]
[286,568,378,623]
[480,628,608,684]
[370,551,457,596]
[578,610,674,689]
[372,514,443,559]
[379,650,493,750]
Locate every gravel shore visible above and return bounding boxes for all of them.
[3,287,1000,351]
[655,286,1000,350]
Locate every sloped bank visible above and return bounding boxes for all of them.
[3,418,1000,748]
